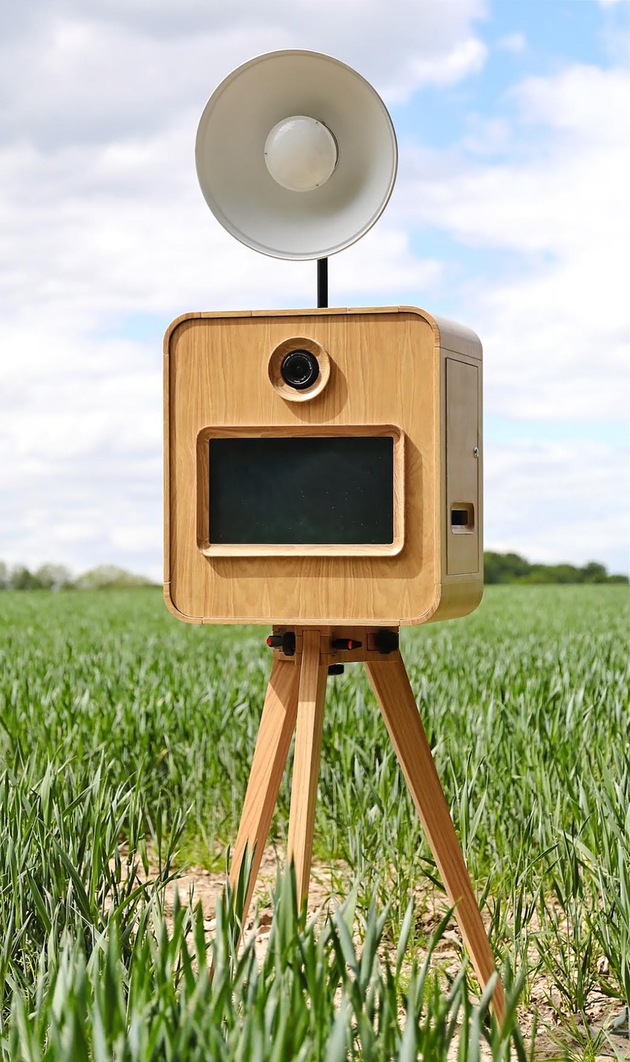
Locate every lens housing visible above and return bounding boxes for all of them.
[268,336,330,403]
[280,349,320,390]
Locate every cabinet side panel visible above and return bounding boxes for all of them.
[446,359,480,576]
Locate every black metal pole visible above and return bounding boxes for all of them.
[317,258,328,308]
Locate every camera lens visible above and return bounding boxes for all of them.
[280,349,320,390]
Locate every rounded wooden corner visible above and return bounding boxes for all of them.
[397,305,440,336]
[163,311,256,360]
[414,579,484,625]
[452,583,484,620]
[404,584,443,627]
[398,306,482,362]
[163,583,203,625]
[163,312,203,356]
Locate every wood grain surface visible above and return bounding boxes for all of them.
[365,654,505,1024]
[229,658,300,923]
[286,630,329,902]
[164,306,483,625]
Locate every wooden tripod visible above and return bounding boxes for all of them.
[229,627,505,1023]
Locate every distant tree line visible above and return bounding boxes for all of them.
[0,555,627,591]
[0,562,156,591]
[483,552,628,585]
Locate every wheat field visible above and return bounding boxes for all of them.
[0,585,628,1060]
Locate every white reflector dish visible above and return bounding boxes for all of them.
[195,50,398,261]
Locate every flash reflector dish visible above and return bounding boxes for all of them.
[195,49,398,260]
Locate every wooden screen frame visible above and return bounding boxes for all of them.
[196,423,405,558]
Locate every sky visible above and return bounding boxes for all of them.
[0,0,628,582]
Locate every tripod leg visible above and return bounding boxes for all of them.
[366,654,505,1025]
[287,629,328,904]
[230,657,300,927]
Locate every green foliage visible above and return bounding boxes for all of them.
[0,562,155,591]
[483,551,628,584]
[0,758,181,1013]
[0,865,528,1062]
[2,563,74,591]
[0,585,627,1054]
[73,565,156,590]
[3,553,628,590]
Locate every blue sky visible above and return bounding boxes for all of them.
[383,1,629,467]
[0,0,628,579]
[395,0,628,144]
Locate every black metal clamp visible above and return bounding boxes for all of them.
[372,630,399,655]
[266,631,296,657]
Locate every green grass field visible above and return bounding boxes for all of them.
[0,586,628,1060]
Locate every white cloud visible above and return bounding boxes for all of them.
[385,36,488,102]
[0,0,487,150]
[0,0,486,574]
[484,439,630,574]
[397,64,630,420]
[514,63,626,140]
[0,1,627,576]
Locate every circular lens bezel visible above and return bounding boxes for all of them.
[267,336,331,403]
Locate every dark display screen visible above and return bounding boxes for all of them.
[209,436,394,545]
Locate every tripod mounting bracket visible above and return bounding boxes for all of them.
[266,625,399,661]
